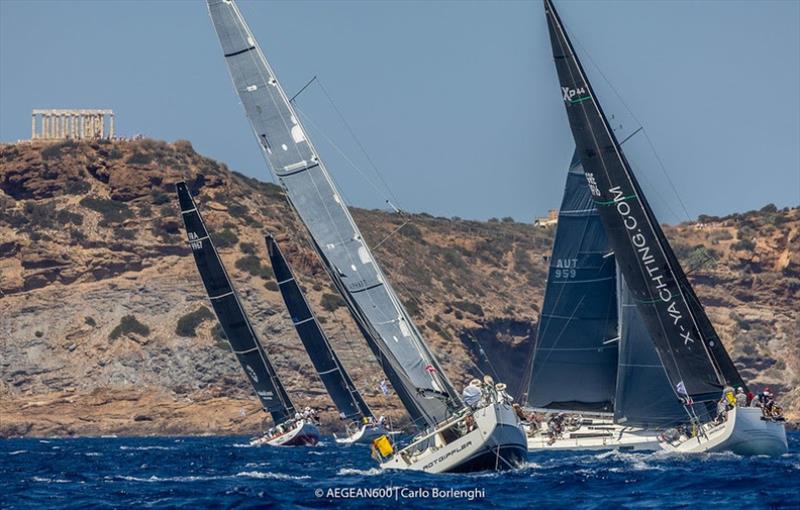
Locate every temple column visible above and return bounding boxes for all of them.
[31,114,36,140]
[109,113,115,139]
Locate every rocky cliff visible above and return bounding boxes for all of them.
[1,139,797,436]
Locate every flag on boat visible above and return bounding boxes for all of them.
[676,381,688,396]
[379,380,390,396]
[425,364,437,374]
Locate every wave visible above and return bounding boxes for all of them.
[108,475,222,483]
[119,446,176,451]
[235,471,311,481]
[32,476,69,483]
[336,467,382,476]
[8,450,27,456]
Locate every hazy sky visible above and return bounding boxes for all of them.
[1,0,798,222]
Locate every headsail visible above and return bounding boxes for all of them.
[542,0,744,404]
[206,0,462,428]
[615,270,689,428]
[266,235,372,423]
[526,151,618,412]
[176,182,295,424]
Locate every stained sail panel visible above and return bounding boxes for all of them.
[266,235,372,423]
[527,151,619,412]
[176,182,295,424]
[206,0,461,427]
[543,0,740,403]
[615,272,688,428]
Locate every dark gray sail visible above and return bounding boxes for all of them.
[526,151,618,412]
[206,0,462,427]
[266,235,372,423]
[543,0,744,404]
[176,182,294,424]
[615,271,688,428]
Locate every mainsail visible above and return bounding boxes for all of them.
[543,0,744,405]
[176,182,295,424]
[526,151,618,412]
[266,235,372,423]
[206,0,462,428]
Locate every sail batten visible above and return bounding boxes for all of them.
[265,235,372,423]
[543,0,743,404]
[206,0,462,428]
[176,182,295,424]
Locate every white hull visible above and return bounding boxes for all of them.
[525,417,661,452]
[659,407,787,456]
[249,420,321,447]
[379,402,527,474]
[334,424,387,445]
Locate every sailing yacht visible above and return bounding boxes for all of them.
[265,235,387,445]
[523,152,668,451]
[541,0,787,455]
[204,0,526,472]
[176,182,320,447]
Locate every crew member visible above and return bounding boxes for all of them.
[462,378,483,409]
[735,387,747,407]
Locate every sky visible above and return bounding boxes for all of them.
[1,0,798,222]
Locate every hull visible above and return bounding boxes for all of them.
[659,407,787,456]
[379,402,527,474]
[334,425,387,445]
[525,416,660,452]
[249,420,321,447]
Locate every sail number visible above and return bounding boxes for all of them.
[554,258,578,279]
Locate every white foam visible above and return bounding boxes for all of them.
[235,471,311,481]
[119,446,176,451]
[32,476,69,483]
[8,450,27,456]
[336,467,382,476]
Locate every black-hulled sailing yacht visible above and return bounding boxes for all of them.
[523,152,683,451]
[265,235,387,445]
[205,0,526,472]
[176,182,320,447]
[541,0,786,455]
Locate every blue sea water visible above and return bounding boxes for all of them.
[1,433,798,509]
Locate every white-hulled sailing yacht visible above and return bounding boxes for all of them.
[540,0,786,455]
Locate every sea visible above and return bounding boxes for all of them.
[1,433,798,509]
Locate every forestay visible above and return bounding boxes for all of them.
[206,0,462,428]
[526,151,618,412]
[543,0,744,405]
[176,182,295,424]
[266,235,372,423]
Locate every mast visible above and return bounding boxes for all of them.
[526,151,618,413]
[543,0,745,406]
[176,182,295,424]
[205,0,462,428]
[266,235,373,423]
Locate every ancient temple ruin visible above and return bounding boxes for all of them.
[31,109,114,140]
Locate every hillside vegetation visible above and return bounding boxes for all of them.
[0,139,797,436]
